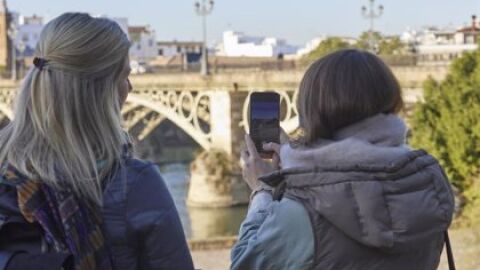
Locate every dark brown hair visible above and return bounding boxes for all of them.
[298,49,403,144]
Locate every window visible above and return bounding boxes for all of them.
[148,39,154,47]
[158,49,163,56]
[466,35,475,44]
[137,44,141,50]
[177,46,181,53]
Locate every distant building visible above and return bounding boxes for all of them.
[402,15,480,64]
[157,41,203,57]
[15,15,44,57]
[218,31,298,57]
[0,0,10,68]
[128,25,157,62]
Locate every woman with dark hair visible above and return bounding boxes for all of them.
[231,49,454,270]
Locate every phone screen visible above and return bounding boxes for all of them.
[249,92,280,159]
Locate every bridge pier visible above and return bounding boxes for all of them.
[187,91,250,207]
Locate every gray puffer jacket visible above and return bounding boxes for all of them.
[265,114,455,270]
[262,149,453,270]
[232,114,455,270]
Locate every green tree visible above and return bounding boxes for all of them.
[356,31,383,51]
[357,31,406,55]
[304,37,351,63]
[378,36,406,55]
[410,50,480,224]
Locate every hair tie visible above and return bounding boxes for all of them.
[33,57,48,70]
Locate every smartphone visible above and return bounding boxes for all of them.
[249,92,280,159]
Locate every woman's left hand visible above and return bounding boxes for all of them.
[240,134,281,191]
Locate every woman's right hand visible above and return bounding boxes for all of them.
[240,129,289,191]
[240,135,280,191]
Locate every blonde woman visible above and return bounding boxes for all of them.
[0,13,194,270]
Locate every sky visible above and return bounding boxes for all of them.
[9,0,480,46]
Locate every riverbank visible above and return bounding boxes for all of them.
[190,227,480,270]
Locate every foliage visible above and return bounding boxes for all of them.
[462,177,480,226]
[303,37,351,63]
[378,36,406,55]
[410,50,480,224]
[357,31,406,55]
[356,31,383,51]
[303,32,407,65]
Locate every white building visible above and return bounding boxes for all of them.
[99,17,156,63]
[16,15,44,57]
[218,31,298,57]
[128,25,157,62]
[6,12,44,58]
[157,41,203,57]
[402,15,480,64]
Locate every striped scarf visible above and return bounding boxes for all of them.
[1,164,115,270]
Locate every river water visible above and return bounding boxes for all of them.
[159,163,248,240]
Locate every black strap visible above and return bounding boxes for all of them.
[444,231,455,270]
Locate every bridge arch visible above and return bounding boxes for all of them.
[126,93,212,150]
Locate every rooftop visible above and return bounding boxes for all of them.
[157,41,203,46]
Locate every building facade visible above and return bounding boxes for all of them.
[15,15,44,58]
[128,25,157,62]
[218,31,298,57]
[0,0,10,68]
[402,15,480,65]
[157,41,203,58]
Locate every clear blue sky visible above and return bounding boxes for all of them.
[9,0,480,46]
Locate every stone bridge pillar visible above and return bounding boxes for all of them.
[209,91,248,160]
[187,90,250,207]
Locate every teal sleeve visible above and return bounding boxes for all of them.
[230,192,314,270]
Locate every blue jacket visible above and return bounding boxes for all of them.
[0,157,194,270]
[230,192,314,270]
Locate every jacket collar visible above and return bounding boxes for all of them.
[279,114,410,170]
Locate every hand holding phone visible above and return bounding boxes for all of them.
[249,92,280,159]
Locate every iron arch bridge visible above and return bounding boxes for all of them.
[0,88,300,152]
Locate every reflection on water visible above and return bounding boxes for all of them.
[159,163,248,239]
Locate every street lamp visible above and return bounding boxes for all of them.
[195,0,214,76]
[17,41,26,78]
[361,0,383,52]
[7,23,17,81]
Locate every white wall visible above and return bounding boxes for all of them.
[221,31,298,57]
[129,28,157,62]
[416,43,477,54]
[158,45,178,57]
[13,15,44,56]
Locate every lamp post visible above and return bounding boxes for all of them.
[361,0,383,52]
[17,41,25,78]
[195,0,214,76]
[7,22,17,81]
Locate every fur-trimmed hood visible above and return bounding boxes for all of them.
[280,113,410,169]
[261,114,455,253]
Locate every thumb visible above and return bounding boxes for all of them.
[263,142,281,156]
